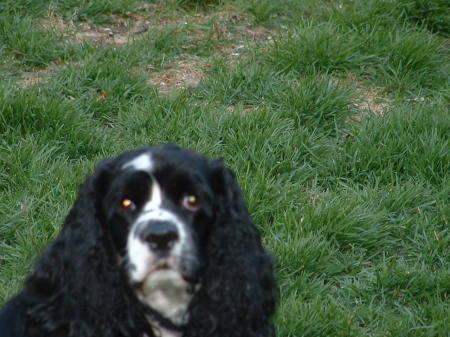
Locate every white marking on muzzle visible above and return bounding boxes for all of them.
[128,234,154,282]
[132,208,187,264]
[127,178,187,281]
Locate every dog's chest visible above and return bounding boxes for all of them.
[144,324,182,337]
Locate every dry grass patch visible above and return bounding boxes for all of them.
[40,12,150,46]
[13,59,64,88]
[13,2,277,92]
[147,55,208,93]
[226,104,257,114]
[143,5,276,93]
[332,76,391,122]
[191,6,276,56]
[74,15,150,46]
[17,68,52,88]
[40,13,73,34]
[354,88,390,115]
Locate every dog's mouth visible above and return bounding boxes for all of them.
[152,262,171,273]
[148,258,181,275]
[130,259,196,290]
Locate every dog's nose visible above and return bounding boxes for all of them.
[141,221,179,251]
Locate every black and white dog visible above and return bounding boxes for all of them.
[0,144,276,337]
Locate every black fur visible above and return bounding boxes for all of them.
[0,145,276,337]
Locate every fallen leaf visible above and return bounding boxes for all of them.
[96,90,109,102]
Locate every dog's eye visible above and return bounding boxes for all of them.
[120,198,136,211]
[182,194,201,212]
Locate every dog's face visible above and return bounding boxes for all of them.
[100,145,217,326]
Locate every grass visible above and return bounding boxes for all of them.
[0,0,449,336]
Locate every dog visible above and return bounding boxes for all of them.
[0,144,276,337]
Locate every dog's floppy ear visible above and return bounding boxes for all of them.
[185,159,276,337]
[22,158,144,336]
[208,158,247,214]
[92,158,113,198]
[24,158,116,294]
[59,158,113,235]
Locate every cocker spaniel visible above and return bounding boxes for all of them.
[0,144,276,337]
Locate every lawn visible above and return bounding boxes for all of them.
[0,0,449,336]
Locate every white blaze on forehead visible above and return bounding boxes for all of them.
[123,153,153,172]
[143,179,163,211]
[134,179,185,246]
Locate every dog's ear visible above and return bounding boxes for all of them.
[208,158,229,194]
[92,158,114,200]
[23,157,144,336]
[185,159,276,337]
[208,158,248,215]
[58,158,113,235]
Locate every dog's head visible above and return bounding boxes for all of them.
[96,144,220,326]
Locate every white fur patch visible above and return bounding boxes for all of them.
[144,178,163,210]
[127,235,155,282]
[124,154,194,330]
[139,270,193,326]
[123,153,153,172]
[132,179,188,267]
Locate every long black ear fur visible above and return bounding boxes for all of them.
[15,160,149,337]
[185,159,276,337]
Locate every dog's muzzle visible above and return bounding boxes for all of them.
[139,220,180,254]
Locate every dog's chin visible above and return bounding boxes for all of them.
[143,264,197,287]
[135,268,195,326]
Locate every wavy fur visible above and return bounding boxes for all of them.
[0,147,275,337]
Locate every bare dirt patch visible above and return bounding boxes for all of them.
[74,15,150,46]
[23,4,276,92]
[16,14,151,87]
[143,5,276,93]
[40,14,72,33]
[17,69,51,88]
[189,7,276,60]
[147,55,208,93]
[351,87,390,121]
[226,104,257,115]
[15,60,63,88]
[40,13,150,46]
[355,89,390,114]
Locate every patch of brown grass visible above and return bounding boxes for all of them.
[142,4,276,93]
[74,15,151,46]
[40,12,151,46]
[20,3,277,91]
[352,87,390,121]
[147,55,208,93]
[17,69,51,88]
[15,60,64,88]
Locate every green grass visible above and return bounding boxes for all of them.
[266,21,448,94]
[1,0,449,336]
